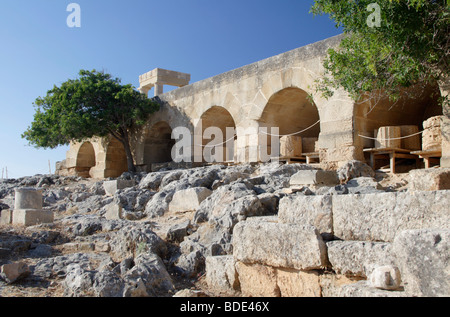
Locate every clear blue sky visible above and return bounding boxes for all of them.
[0,0,341,178]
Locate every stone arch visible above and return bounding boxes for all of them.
[247,68,323,122]
[104,138,128,178]
[197,106,237,163]
[143,121,175,167]
[258,87,321,156]
[132,100,194,170]
[354,83,443,168]
[75,142,96,178]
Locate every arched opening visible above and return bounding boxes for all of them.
[143,121,174,168]
[354,83,443,171]
[200,106,237,163]
[258,87,320,160]
[105,138,128,178]
[76,142,96,178]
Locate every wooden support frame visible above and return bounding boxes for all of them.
[363,147,420,174]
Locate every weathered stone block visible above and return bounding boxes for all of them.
[280,136,302,157]
[103,180,135,196]
[408,168,450,191]
[14,188,43,210]
[339,280,407,297]
[278,195,333,235]
[205,256,239,293]
[375,126,401,149]
[332,191,450,242]
[12,209,54,227]
[275,268,321,297]
[235,262,279,297]
[104,203,123,220]
[232,220,328,270]
[0,209,13,225]
[289,170,339,187]
[326,241,395,278]
[422,115,443,151]
[166,220,191,242]
[319,274,357,297]
[169,187,212,212]
[0,262,30,284]
[368,265,402,291]
[393,229,450,297]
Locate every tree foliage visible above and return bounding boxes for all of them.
[22,70,159,172]
[310,0,449,105]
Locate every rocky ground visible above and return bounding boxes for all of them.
[0,161,409,297]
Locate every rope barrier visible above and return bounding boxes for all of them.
[200,135,237,148]
[259,120,321,137]
[358,129,425,141]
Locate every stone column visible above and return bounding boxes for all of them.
[12,188,53,226]
[14,188,43,210]
[154,82,164,96]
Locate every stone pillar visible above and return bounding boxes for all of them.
[12,188,53,227]
[439,78,450,168]
[154,82,164,96]
[14,188,43,210]
[139,86,151,97]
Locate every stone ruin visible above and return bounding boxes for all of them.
[1,34,449,298]
[1,188,53,227]
[54,34,449,179]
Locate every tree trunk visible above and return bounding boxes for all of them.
[123,139,137,173]
[114,128,137,173]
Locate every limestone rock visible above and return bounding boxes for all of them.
[275,268,321,297]
[327,241,395,278]
[166,220,191,243]
[92,270,125,297]
[232,220,328,270]
[169,187,212,212]
[422,115,443,151]
[339,280,407,297]
[104,203,123,220]
[109,224,167,262]
[63,264,94,297]
[103,180,135,196]
[205,255,239,293]
[173,289,208,297]
[368,265,402,291]
[337,160,375,183]
[122,253,175,296]
[408,168,450,191]
[344,177,383,194]
[319,274,357,297]
[0,209,12,225]
[289,170,339,187]
[193,182,255,224]
[278,194,333,236]
[393,229,450,297]
[0,262,30,284]
[235,262,279,297]
[332,191,450,242]
[138,171,170,190]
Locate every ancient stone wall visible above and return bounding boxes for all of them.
[59,34,449,178]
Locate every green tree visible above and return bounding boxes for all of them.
[310,0,449,105]
[22,70,159,173]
